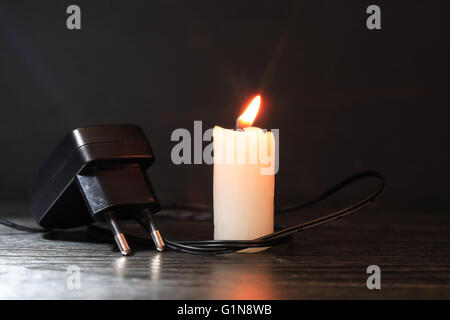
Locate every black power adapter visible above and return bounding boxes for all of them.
[29,124,165,255]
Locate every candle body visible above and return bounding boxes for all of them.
[213,126,275,253]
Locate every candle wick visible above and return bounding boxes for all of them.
[236,118,245,131]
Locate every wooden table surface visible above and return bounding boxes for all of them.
[1,202,449,299]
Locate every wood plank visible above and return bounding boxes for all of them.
[0,203,449,299]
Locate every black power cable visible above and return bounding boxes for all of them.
[0,218,51,233]
[0,171,385,255]
[162,171,385,254]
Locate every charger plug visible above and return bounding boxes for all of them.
[29,124,165,255]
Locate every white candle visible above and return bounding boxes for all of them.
[213,96,275,253]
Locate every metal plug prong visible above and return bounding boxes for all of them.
[105,211,132,256]
[142,208,165,252]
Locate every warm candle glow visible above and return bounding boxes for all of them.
[237,95,261,129]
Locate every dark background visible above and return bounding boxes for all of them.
[0,0,449,211]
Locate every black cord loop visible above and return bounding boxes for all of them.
[162,171,385,254]
[0,171,385,255]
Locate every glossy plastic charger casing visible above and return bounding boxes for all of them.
[29,125,160,229]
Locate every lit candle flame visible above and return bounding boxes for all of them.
[237,95,261,129]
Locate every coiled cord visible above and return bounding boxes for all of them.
[161,171,385,254]
[0,171,385,255]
